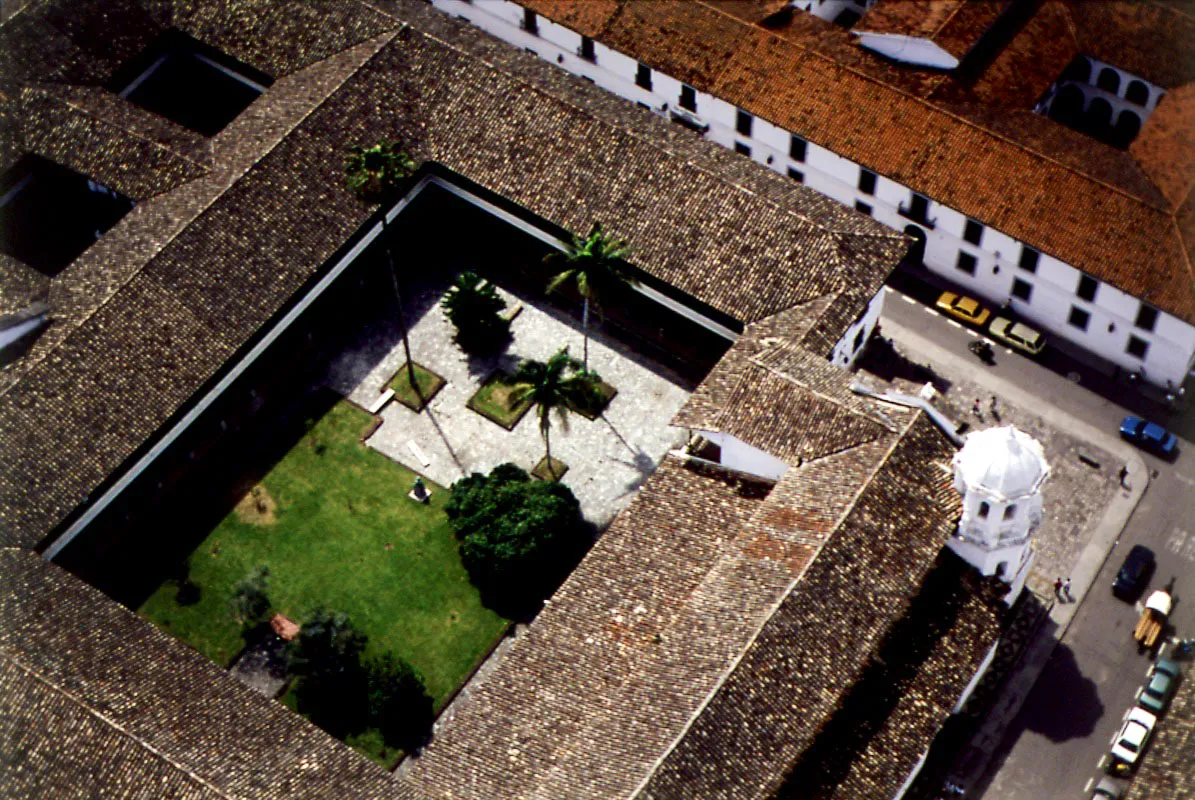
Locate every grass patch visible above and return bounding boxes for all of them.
[466,370,533,430]
[388,362,445,412]
[138,400,509,764]
[531,455,569,481]
[569,379,617,421]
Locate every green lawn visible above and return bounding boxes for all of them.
[138,399,509,716]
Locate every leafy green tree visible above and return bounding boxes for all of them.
[289,608,369,737]
[366,653,435,753]
[545,222,634,371]
[447,463,590,614]
[510,348,603,478]
[345,142,419,387]
[440,271,510,352]
[230,564,271,634]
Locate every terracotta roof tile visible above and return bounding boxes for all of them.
[518,0,621,38]
[857,0,1012,60]
[1132,83,1195,210]
[0,550,429,800]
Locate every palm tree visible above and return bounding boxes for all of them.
[440,270,509,352]
[545,222,634,372]
[510,348,602,479]
[345,142,418,387]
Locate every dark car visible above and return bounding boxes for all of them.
[1113,545,1155,600]
[1119,415,1178,458]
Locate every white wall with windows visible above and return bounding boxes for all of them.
[695,430,791,482]
[434,0,1195,390]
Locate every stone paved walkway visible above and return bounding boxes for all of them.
[324,277,693,527]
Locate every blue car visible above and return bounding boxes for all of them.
[1119,416,1178,457]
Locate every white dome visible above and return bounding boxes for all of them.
[954,426,1049,500]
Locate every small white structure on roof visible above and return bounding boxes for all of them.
[949,425,1050,602]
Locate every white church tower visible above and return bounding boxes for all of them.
[949,426,1050,603]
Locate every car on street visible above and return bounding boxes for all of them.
[988,316,1046,355]
[935,291,991,325]
[1109,706,1157,768]
[1112,545,1155,601]
[1090,776,1126,799]
[1119,415,1178,458]
[1136,658,1182,714]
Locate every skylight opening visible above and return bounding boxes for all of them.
[1035,55,1162,150]
[0,154,135,277]
[110,29,274,137]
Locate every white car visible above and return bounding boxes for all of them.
[1110,706,1157,766]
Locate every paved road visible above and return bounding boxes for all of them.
[879,283,1195,800]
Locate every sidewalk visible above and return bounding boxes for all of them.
[877,315,1149,791]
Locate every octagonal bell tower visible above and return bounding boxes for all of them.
[949,426,1050,602]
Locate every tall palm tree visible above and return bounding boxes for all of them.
[345,142,418,387]
[510,348,602,479]
[545,222,634,372]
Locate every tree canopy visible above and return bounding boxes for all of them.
[344,142,417,204]
[447,463,591,615]
[510,349,603,475]
[230,564,271,635]
[440,271,510,353]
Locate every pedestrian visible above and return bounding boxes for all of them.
[1062,577,1072,600]
[989,395,998,414]
[1053,577,1063,598]
[1118,464,1129,488]
[972,398,982,418]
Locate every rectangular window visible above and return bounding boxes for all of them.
[1068,305,1090,331]
[978,501,990,519]
[1127,335,1150,359]
[956,251,978,275]
[858,168,877,195]
[1135,304,1158,332]
[1019,246,1039,273]
[679,84,697,112]
[909,193,930,219]
[522,7,538,34]
[580,36,596,62]
[636,63,652,90]
[1077,274,1098,301]
[964,218,984,246]
[854,200,872,216]
[1011,277,1033,302]
[734,141,752,157]
[787,167,804,183]
[790,135,807,162]
[736,109,753,137]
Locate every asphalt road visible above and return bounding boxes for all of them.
[879,280,1195,799]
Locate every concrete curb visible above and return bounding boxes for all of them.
[878,315,1150,789]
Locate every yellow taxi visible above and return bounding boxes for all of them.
[935,291,991,326]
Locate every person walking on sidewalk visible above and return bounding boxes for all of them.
[1053,577,1064,598]
[1062,577,1073,601]
[972,398,983,419]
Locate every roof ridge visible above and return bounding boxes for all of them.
[630,410,924,798]
[414,17,906,243]
[1,651,238,800]
[691,0,1176,214]
[0,30,398,404]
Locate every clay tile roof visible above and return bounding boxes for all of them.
[856,0,1012,60]
[1068,0,1195,89]
[1131,83,1195,210]
[1124,662,1195,800]
[518,0,621,38]
[0,549,430,800]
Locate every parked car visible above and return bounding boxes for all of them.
[1137,658,1181,714]
[1090,776,1126,799]
[988,316,1046,355]
[1109,706,1157,767]
[1119,415,1178,458]
[1112,544,1155,601]
[935,291,991,325]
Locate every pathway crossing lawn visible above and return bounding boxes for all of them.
[138,399,509,711]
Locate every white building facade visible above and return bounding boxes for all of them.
[432,0,1195,391]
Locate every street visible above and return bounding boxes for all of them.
[878,280,1195,799]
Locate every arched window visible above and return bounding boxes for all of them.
[1125,79,1149,106]
[1049,84,1085,126]
[978,501,990,519]
[1062,56,1091,84]
[1003,504,1017,520]
[1086,97,1113,128]
[1097,67,1120,94]
[1113,111,1141,148]
[995,561,1009,577]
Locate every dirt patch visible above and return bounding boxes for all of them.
[234,485,277,525]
